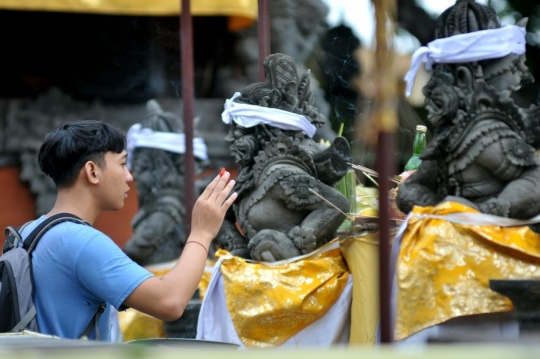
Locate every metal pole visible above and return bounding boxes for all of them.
[180,0,195,233]
[257,0,271,81]
[373,0,397,344]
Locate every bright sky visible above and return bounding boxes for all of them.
[321,0,490,53]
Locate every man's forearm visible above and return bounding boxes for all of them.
[159,234,212,318]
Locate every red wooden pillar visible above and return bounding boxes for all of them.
[376,133,394,343]
[373,0,397,344]
[180,0,195,233]
[258,0,271,81]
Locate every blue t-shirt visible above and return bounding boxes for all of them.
[22,216,153,341]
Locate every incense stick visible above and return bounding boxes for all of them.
[363,172,380,187]
[350,163,378,176]
[309,188,355,220]
[348,163,401,185]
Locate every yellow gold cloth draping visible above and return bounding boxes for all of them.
[395,201,540,340]
[340,233,380,345]
[118,260,214,342]
[0,0,257,17]
[215,240,350,347]
[0,1,257,31]
[119,309,167,342]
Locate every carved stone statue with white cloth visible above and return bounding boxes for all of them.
[123,100,209,266]
[216,53,351,262]
[397,0,540,223]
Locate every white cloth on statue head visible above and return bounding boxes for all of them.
[126,123,208,170]
[221,92,317,138]
[404,25,527,97]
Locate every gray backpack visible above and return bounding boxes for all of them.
[0,213,106,339]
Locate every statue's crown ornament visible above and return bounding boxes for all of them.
[436,0,500,39]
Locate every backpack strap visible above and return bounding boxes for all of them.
[10,304,37,332]
[13,213,94,336]
[22,213,89,255]
[4,221,32,254]
[79,303,107,341]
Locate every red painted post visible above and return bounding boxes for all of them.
[180,0,195,233]
[372,0,397,344]
[376,133,394,343]
[257,0,271,81]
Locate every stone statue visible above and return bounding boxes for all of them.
[397,0,540,221]
[212,0,336,142]
[123,100,208,266]
[216,53,351,262]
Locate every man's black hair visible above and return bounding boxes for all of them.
[38,120,126,188]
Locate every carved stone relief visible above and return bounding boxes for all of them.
[4,88,105,215]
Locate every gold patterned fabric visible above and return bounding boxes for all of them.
[216,240,350,347]
[395,201,540,340]
[118,260,214,341]
[119,309,167,342]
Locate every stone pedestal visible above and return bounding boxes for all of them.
[163,290,202,339]
[490,279,540,335]
[163,301,202,339]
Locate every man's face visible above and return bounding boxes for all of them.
[98,150,133,211]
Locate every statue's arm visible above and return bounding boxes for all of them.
[475,137,538,182]
[277,174,349,253]
[396,159,441,214]
[475,137,540,218]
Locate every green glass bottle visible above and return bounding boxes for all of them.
[404,125,427,171]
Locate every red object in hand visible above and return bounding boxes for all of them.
[219,168,226,177]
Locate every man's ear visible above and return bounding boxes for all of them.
[83,161,100,185]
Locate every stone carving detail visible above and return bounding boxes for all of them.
[1,1,338,210]
[217,53,350,262]
[213,0,335,142]
[123,100,208,266]
[4,88,104,215]
[397,0,540,222]
[3,89,210,266]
